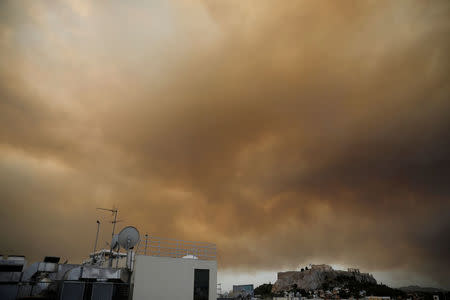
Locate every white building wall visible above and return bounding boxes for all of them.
[131,255,217,300]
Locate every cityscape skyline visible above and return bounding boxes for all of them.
[0,0,449,289]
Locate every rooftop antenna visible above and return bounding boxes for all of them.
[93,220,101,257]
[96,207,119,267]
[217,283,222,296]
[144,234,149,255]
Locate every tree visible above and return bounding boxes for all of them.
[254,283,273,297]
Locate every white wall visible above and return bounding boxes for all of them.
[132,255,217,300]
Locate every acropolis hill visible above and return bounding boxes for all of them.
[272,264,377,292]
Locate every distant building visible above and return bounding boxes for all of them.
[366,297,391,300]
[232,284,254,297]
[311,264,333,271]
[273,295,300,300]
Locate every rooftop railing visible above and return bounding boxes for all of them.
[136,235,216,261]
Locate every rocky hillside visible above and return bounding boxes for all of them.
[272,264,377,292]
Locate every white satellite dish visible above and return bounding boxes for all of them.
[118,226,140,249]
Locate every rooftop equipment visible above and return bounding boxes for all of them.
[118,226,140,250]
[0,220,217,300]
[118,226,140,270]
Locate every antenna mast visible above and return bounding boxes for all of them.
[93,220,101,255]
[96,207,119,267]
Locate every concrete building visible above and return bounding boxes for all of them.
[0,226,218,300]
[132,255,217,300]
[366,297,391,300]
[232,284,254,298]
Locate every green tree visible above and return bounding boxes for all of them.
[254,283,273,297]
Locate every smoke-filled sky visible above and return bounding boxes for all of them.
[1,0,449,289]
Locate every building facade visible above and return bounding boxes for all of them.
[132,255,217,300]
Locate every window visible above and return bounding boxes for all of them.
[193,269,209,300]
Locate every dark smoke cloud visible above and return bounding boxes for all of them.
[0,0,449,288]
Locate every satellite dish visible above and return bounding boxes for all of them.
[111,234,119,250]
[118,226,140,249]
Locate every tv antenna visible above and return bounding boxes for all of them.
[92,220,101,255]
[96,207,119,267]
